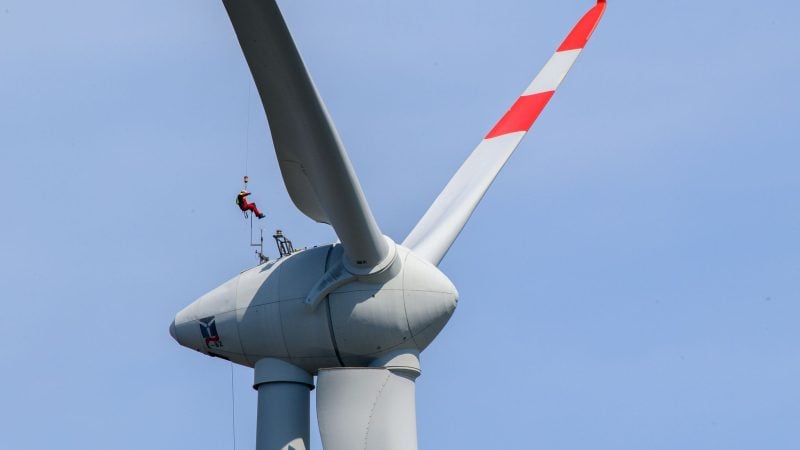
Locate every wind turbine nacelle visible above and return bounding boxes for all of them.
[170,243,458,373]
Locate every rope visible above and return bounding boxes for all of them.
[230,361,237,450]
[244,82,252,177]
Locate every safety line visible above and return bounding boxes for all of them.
[230,361,237,450]
[244,82,252,177]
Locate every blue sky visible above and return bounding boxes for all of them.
[1,0,799,449]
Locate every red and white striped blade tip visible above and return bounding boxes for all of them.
[484,0,606,139]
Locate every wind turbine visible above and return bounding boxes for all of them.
[170,1,607,449]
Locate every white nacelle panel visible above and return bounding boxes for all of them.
[236,259,287,363]
[329,287,410,366]
[280,296,341,371]
[237,246,340,371]
[276,246,341,371]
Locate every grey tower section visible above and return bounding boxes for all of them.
[253,359,314,450]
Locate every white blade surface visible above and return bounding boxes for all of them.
[316,367,418,450]
[403,1,607,266]
[223,0,389,269]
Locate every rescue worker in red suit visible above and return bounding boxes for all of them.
[236,190,266,219]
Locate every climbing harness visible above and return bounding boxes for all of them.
[238,176,249,217]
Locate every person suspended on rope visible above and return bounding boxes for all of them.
[236,189,266,219]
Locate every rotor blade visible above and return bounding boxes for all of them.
[402,0,607,266]
[316,367,418,450]
[223,0,389,270]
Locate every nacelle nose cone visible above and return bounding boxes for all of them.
[171,274,242,358]
[169,319,177,342]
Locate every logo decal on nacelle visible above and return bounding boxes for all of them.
[198,316,223,348]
